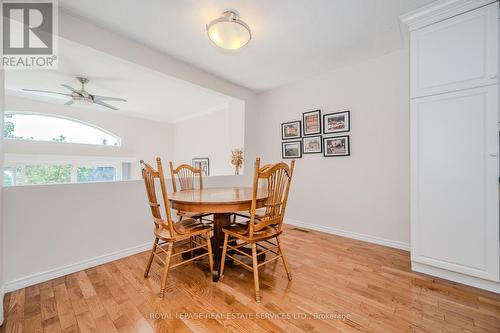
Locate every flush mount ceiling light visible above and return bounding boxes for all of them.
[206,10,251,50]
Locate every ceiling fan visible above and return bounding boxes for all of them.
[22,77,127,110]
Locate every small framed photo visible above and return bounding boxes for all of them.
[323,136,350,157]
[282,141,302,159]
[302,110,321,136]
[302,135,322,154]
[192,158,210,176]
[281,121,302,140]
[323,111,350,134]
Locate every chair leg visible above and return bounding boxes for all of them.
[144,237,159,278]
[219,233,229,279]
[190,236,194,258]
[159,242,173,298]
[277,236,292,281]
[251,243,261,302]
[206,233,214,275]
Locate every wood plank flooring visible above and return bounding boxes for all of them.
[1,226,499,332]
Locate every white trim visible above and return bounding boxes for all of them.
[4,153,136,164]
[4,242,152,293]
[286,218,410,251]
[400,0,497,31]
[412,262,500,293]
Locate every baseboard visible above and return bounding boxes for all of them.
[4,242,152,293]
[412,262,500,293]
[286,218,410,251]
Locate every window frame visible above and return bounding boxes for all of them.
[3,154,136,186]
[4,111,122,147]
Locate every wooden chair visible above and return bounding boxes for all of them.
[220,158,295,302]
[141,158,214,297]
[169,162,212,222]
[232,164,273,222]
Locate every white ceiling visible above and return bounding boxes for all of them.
[59,0,435,92]
[5,38,234,123]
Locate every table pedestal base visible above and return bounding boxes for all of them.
[180,213,266,282]
[211,213,232,281]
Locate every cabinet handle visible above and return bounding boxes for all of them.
[490,74,498,79]
[489,153,498,157]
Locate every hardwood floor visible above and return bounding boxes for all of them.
[2,226,499,332]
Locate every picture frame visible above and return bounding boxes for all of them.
[281,120,302,140]
[282,141,302,159]
[192,157,210,176]
[302,135,322,154]
[302,110,321,136]
[323,110,350,134]
[323,135,350,157]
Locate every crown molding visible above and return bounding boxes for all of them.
[400,0,498,31]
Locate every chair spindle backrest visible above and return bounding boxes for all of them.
[169,162,203,192]
[248,158,295,237]
[141,158,174,237]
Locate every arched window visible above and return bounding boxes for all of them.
[4,112,121,146]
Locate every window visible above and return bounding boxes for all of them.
[4,167,22,186]
[24,164,72,185]
[4,112,121,146]
[77,166,116,182]
[3,155,134,186]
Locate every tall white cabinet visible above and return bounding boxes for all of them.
[402,0,500,292]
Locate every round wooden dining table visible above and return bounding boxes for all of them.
[169,187,268,282]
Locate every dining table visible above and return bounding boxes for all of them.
[169,186,268,282]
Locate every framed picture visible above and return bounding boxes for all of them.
[192,158,210,176]
[282,141,302,159]
[302,135,322,154]
[323,111,350,134]
[323,135,350,157]
[281,121,301,140]
[302,110,321,136]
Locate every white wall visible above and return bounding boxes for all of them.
[173,101,245,176]
[257,50,410,249]
[4,181,151,287]
[4,95,174,178]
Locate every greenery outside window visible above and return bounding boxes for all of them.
[25,164,72,185]
[3,155,134,186]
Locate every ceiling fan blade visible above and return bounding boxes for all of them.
[94,100,119,110]
[93,95,127,102]
[64,100,74,106]
[61,84,80,94]
[22,88,72,97]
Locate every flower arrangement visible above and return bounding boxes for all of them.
[231,148,244,175]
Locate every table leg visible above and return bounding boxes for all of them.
[212,212,232,282]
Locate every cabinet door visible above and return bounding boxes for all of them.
[411,2,498,98]
[411,85,499,281]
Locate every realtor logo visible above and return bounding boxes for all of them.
[2,0,58,68]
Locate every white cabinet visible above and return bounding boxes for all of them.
[410,2,498,98]
[403,0,500,292]
[410,86,499,281]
